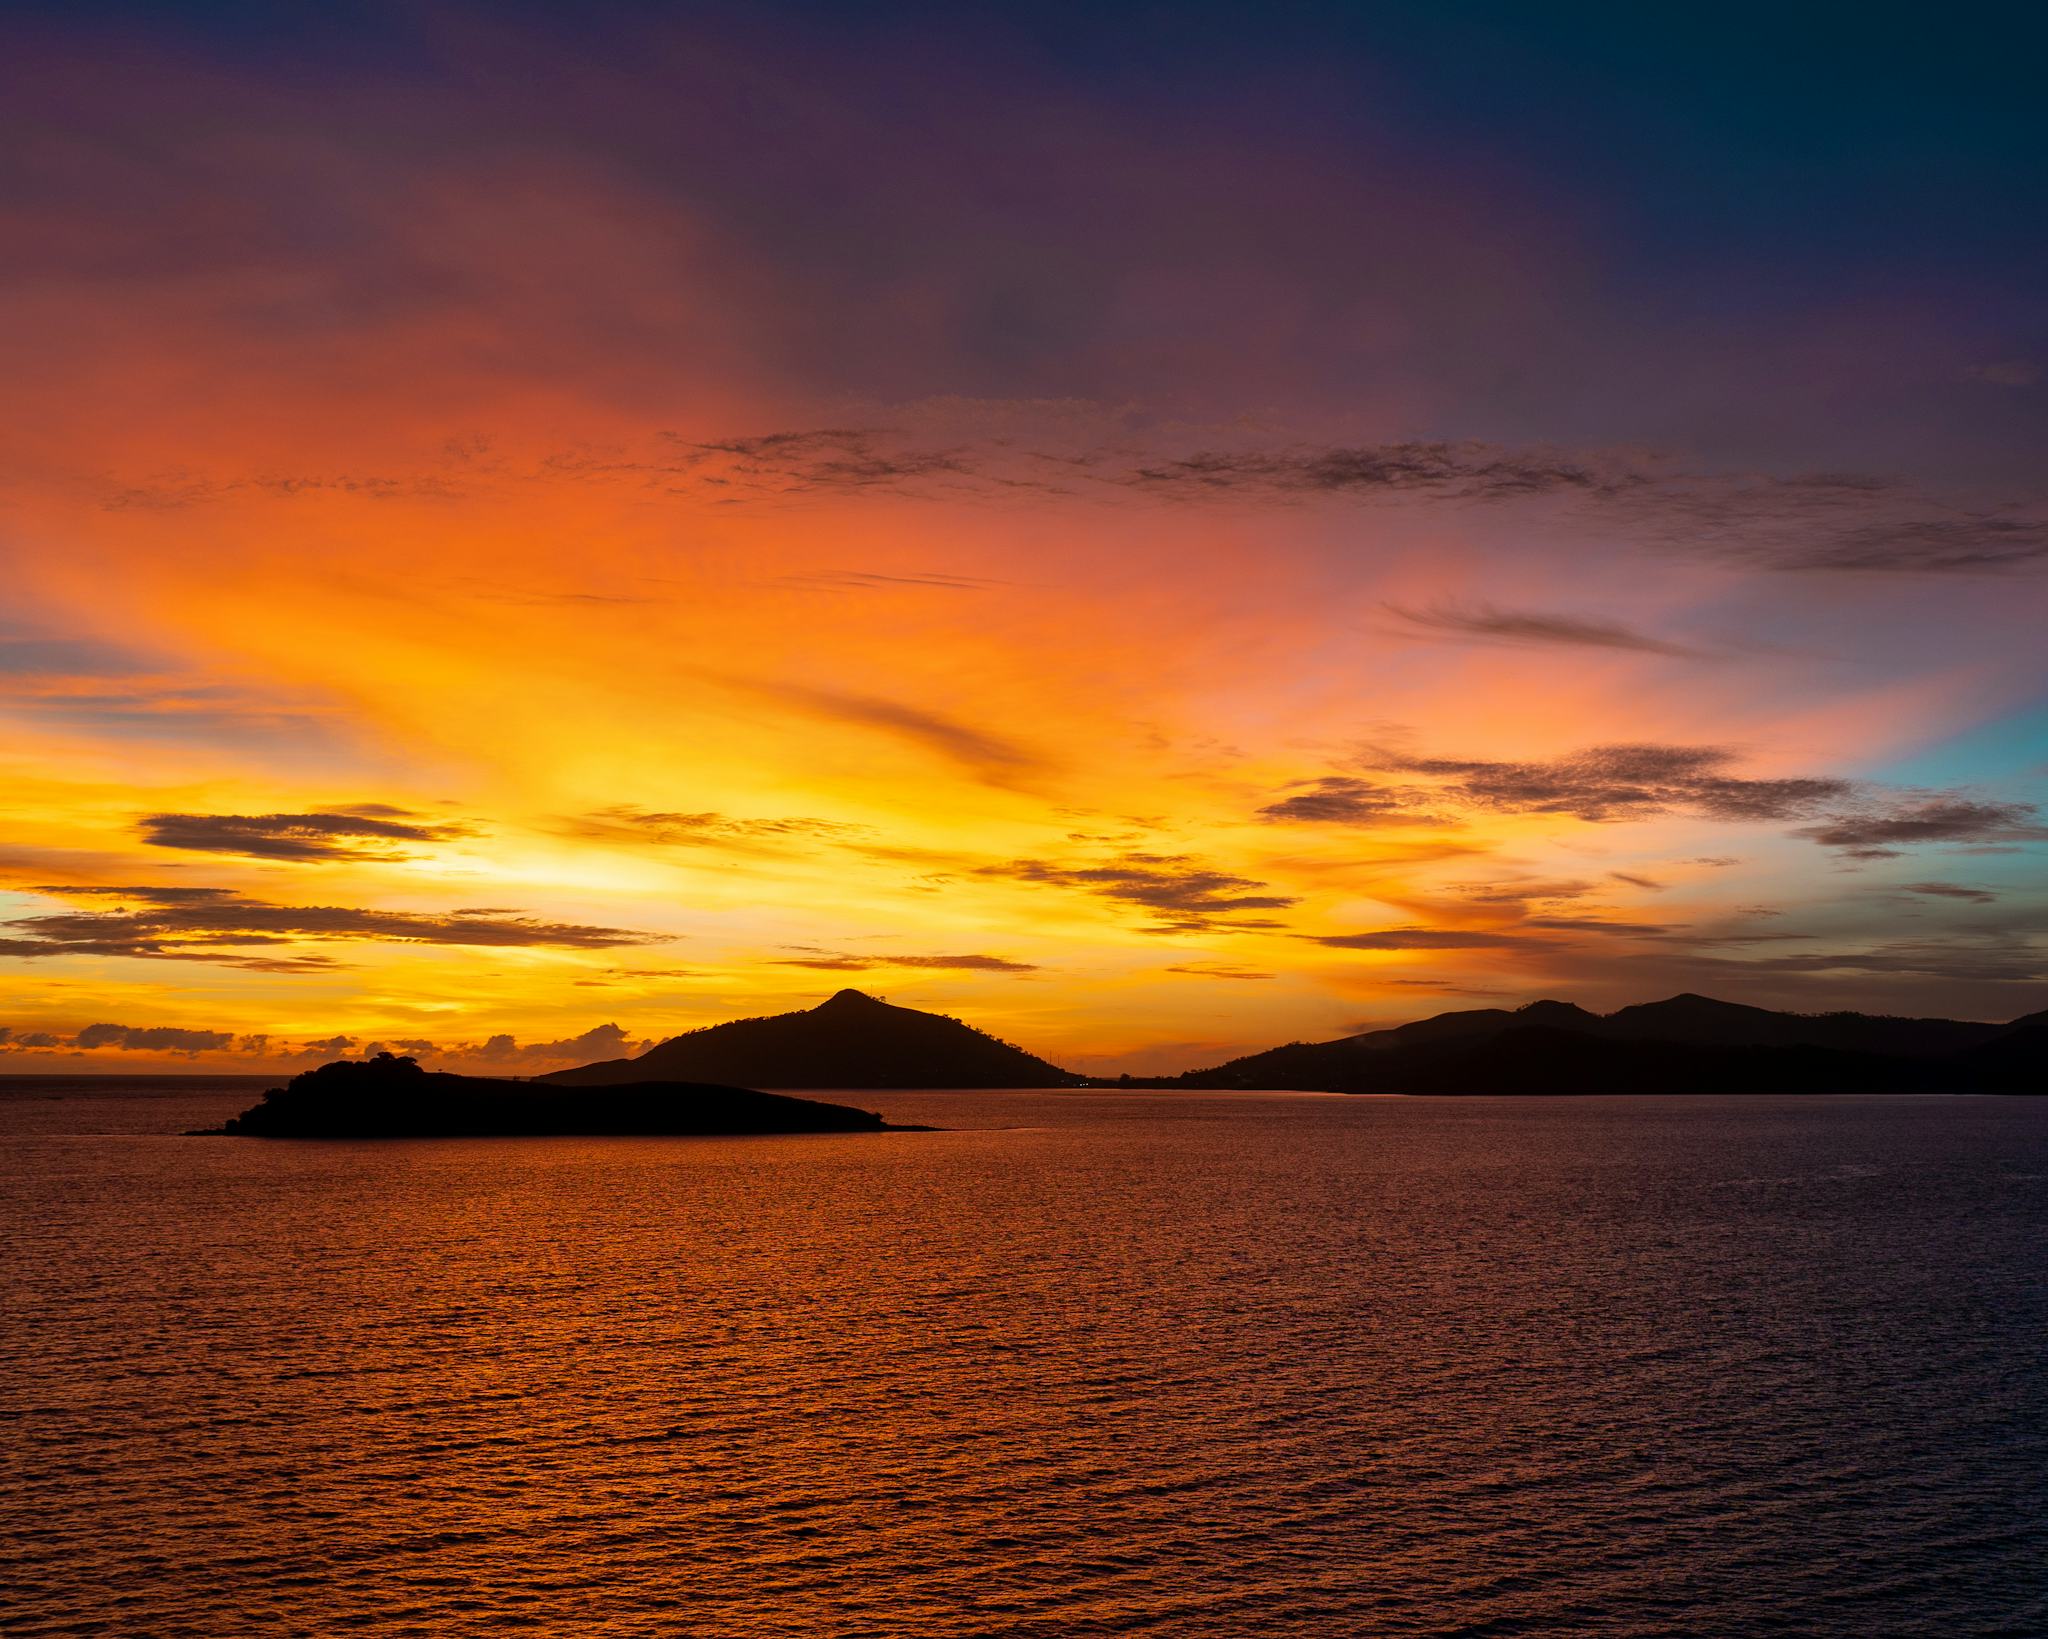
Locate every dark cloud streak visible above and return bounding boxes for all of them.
[1262,745,1852,831]
[1383,600,1707,657]
[773,951,1038,973]
[1903,882,1997,903]
[980,852,1296,932]
[568,807,870,849]
[1793,799,2048,858]
[1121,442,1613,501]
[1264,746,2046,863]
[643,428,2048,576]
[1,885,659,968]
[140,809,473,861]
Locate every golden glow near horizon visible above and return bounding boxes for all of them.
[4,31,2045,1074]
[6,416,2038,1072]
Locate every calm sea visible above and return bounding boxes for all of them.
[3,1080,2044,1637]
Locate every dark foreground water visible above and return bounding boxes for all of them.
[2,1082,2043,1637]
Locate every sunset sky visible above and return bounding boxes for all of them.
[4,3,2045,1073]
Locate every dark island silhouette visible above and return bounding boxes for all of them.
[203,990,2042,1127]
[203,1052,895,1137]
[1143,993,2047,1095]
[541,987,1081,1089]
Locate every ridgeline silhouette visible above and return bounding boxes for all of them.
[1151,993,2047,1095]
[541,988,1080,1089]
[205,1052,893,1137]
[202,990,2043,1131]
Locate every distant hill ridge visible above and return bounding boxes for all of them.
[535,987,2042,1096]
[542,988,1079,1089]
[1162,992,2045,1094]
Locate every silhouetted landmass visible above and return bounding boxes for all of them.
[1953,1023,2048,1085]
[1597,993,2004,1056]
[202,1052,894,1136]
[1148,993,2047,1095]
[526,986,2039,1096]
[542,988,1080,1089]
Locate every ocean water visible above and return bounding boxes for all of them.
[2,1081,2043,1637]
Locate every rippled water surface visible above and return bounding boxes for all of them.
[3,1082,2044,1636]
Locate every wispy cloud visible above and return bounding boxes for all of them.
[140,807,474,861]
[1902,881,1997,904]
[1146,447,2048,574]
[1119,442,1614,501]
[1262,744,1850,830]
[1382,599,1707,657]
[765,682,1043,780]
[772,949,1038,973]
[1379,744,1851,823]
[85,416,2048,577]
[566,807,870,850]
[776,569,1006,592]
[980,851,1297,932]
[1261,743,2047,869]
[0,885,659,969]
[1164,962,1274,980]
[1793,799,2048,859]
[679,428,973,493]
[554,426,2048,576]
[1450,878,1599,907]
[1310,928,1527,951]
[1257,778,1449,826]
[1704,937,2048,984]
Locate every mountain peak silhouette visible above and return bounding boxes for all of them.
[543,990,1078,1089]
